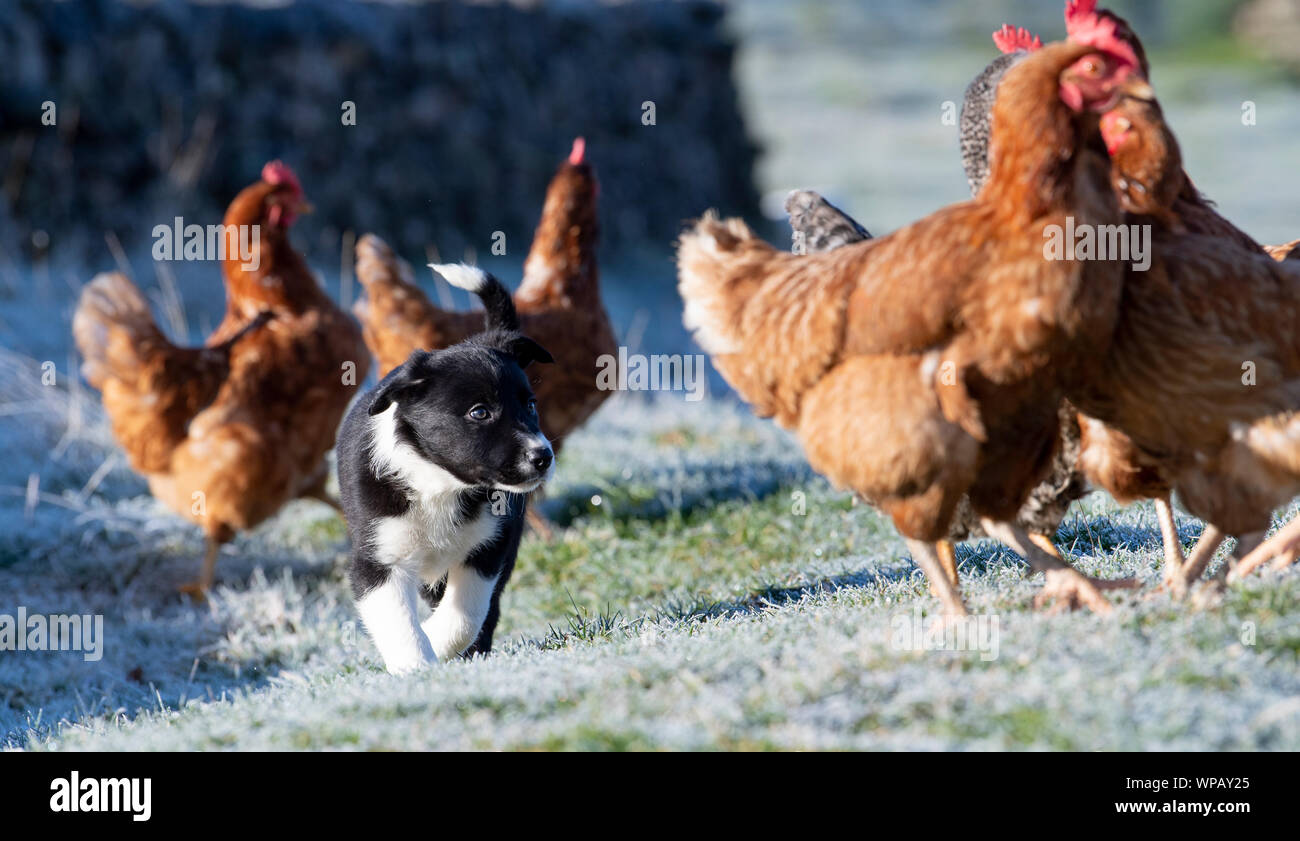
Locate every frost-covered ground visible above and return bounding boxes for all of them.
[3,0,1300,752]
[2,348,1299,751]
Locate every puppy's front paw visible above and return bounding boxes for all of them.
[384,648,438,676]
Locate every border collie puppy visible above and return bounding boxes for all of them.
[339,264,554,674]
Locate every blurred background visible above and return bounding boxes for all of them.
[1,0,1298,368]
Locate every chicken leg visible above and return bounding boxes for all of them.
[301,485,346,516]
[526,506,555,541]
[981,518,1135,614]
[1173,524,1225,594]
[905,539,969,617]
[179,540,220,601]
[299,469,346,516]
[936,539,960,587]
[1154,497,1188,590]
[1229,517,1300,582]
[1029,533,1063,560]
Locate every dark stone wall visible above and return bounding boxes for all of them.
[0,0,759,265]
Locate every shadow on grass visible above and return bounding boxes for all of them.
[1056,513,1204,556]
[526,538,1031,652]
[539,460,816,528]
[525,509,1204,653]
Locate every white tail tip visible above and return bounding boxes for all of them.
[428,262,487,292]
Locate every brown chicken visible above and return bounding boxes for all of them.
[353,138,616,479]
[74,162,369,595]
[1021,2,1300,592]
[783,10,1144,576]
[1070,82,1300,591]
[678,31,1144,618]
[967,0,1299,594]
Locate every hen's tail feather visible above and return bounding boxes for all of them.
[677,212,765,357]
[784,190,872,254]
[353,234,456,376]
[517,144,599,308]
[677,212,858,426]
[354,233,421,304]
[74,272,269,475]
[74,272,170,389]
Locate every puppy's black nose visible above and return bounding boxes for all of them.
[528,448,553,472]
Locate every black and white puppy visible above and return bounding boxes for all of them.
[339,264,554,674]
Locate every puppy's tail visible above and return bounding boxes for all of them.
[428,263,519,332]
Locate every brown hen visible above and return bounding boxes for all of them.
[74,162,369,595]
[679,34,1144,617]
[1069,82,1300,591]
[969,0,1299,591]
[353,139,616,520]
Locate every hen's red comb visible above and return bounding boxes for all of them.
[261,160,302,193]
[1066,0,1099,27]
[1068,11,1140,71]
[992,24,1043,54]
[568,137,586,166]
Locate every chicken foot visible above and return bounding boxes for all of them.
[1228,516,1300,582]
[905,539,969,618]
[1270,546,1300,572]
[980,518,1135,614]
[1197,531,1265,589]
[1172,524,1225,593]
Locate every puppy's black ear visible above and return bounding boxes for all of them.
[506,336,554,369]
[368,352,432,415]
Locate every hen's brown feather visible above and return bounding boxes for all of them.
[74,168,369,550]
[74,272,264,475]
[1072,91,1300,533]
[353,149,616,457]
[353,234,482,375]
[679,40,1131,547]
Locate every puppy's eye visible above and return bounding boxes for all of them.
[467,405,491,421]
[527,399,538,416]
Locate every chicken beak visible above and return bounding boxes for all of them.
[296,200,315,216]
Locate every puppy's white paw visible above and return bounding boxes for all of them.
[422,565,499,661]
[355,571,440,675]
[384,646,438,676]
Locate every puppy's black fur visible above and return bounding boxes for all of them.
[338,266,553,671]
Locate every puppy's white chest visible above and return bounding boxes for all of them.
[373,497,499,580]
[366,404,502,578]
